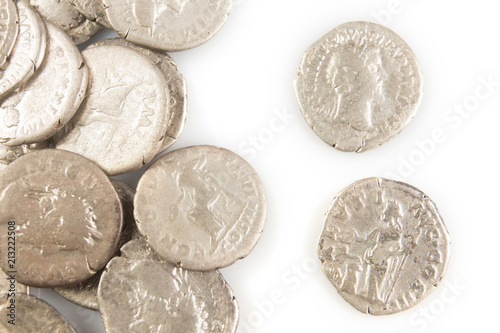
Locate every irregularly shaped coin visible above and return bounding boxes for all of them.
[0,0,47,98]
[294,21,423,152]
[0,0,18,68]
[53,44,170,176]
[317,177,450,315]
[54,180,139,310]
[68,0,111,28]
[0,23,88,146]
[29,0,103,45]
[98,238,239,333]
[134,145,267,271]
[0,269,28,294]
[103,0,233,52]
[0,149,123,288]
[89,38,187,153]
[0,293,76,332]
[0,141,49,172]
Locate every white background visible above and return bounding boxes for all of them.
[32,0,499,332]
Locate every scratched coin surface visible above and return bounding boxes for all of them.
[135,145,267,271]
[0,141,49,172]
[53,44,170,176]
[98,238,239,333]
[0,149,123,288]
[294,21,423,152]
[0,0,47,98]
[0,23,88,146]
[89,38,187,153]
[103,0,233,52]
[0,293,76,332]
[0,269,28,294]
[54,180,139,310]
[0,0,18,68]
[317,177,450,315]
[68,0,111,28]
[29,0,103,45]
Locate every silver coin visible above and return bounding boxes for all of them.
[134,145,267,271]
[0,269,28,295]
[53,44,170,176]
[0,149,123,288]
[68,0,111,28]
[89,38,188,153]
[0,0,47,99]
[294,21,423,152]
[0,141,49,172]
[98,238,239,333]
[0,23,88,146]
[317,177,450,315]
[0,0,18,68]
[0,293,76,332]
[103,0,233,52]
[54,179,139,310]
[29,0,103,45]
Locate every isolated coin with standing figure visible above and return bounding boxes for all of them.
[317,177,450,315]
[134,145,267,271]
[0,149,123,288]
[295,21,423,152]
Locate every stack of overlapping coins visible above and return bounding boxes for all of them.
[0,1,270,332]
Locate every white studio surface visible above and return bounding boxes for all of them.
[30,1,499,332]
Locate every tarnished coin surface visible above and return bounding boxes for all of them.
[134,145,267,271]
[29,0,103,45]
[68,0,111,28]
[0,0,47,98]
[103,0,233,52]
[317,177,450,315]
[0,269,28,295]
[0,23,88,146]
[0,0,18,68]
[54,180,139,310]
[0,149,123,288]
[0,293,76,332]
[53,44,170,176]
[90,38,187,153]
[98,238,239,333]
[0,141,49,172]
[294,21,423,152]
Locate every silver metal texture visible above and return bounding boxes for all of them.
[0,0,19,68]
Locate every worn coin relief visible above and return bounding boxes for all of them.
[295,21,423,152]
[317,178,450,315]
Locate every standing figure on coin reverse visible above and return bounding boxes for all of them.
[0,0,19,68]
[134,145,267,271]
[295,21,423,152]
[0,149,123,288]
[103,0,233,51]
[317,178,450,315]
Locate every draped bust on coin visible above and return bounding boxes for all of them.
[295,21,423,152]
[0,149,123,288]
[317,178,450,315]
[98,239,239,333]
[134,145,267,271]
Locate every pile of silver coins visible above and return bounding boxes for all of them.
[0,0,269,332]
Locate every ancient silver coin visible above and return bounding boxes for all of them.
[0,0,18,68]
[0,141,49,172]
[53,44,170,176]
[89,38,188,153]
[0,149,123,288]
[98,238,239,333]
[54,180,139,310]
[103,0,233,52]
[0,269,28,294]
[29,0,103,45]
[317,177,450,315]
[68,0,111,28]
[134,145,267,271]
[0,0,47,99]
[0,23,88,146]
[0,293,76,332]
[294,21,423,152]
